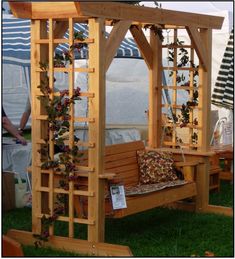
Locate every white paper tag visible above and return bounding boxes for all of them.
[110,185,127,210]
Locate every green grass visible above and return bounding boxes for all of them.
[209,180,233,207]
[3,181,233,257]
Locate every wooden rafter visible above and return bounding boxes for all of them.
[129,25,153,69]
[105,20,131,72]
[186,26,208,71]
[9,2,224,29]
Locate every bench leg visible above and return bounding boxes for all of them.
[195,157,210,212]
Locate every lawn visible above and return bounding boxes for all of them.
[3,181,233,257]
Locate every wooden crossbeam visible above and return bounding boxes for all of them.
[206,205,233,217]
[129,25,153,69]
[9,2,224,29]
[186,26,208,71]
[6,230,133,256]
[105,20,131,72]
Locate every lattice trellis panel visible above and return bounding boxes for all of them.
[161,28,202,151]
[31,17,105,242]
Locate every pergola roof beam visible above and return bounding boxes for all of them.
[105,20,132,72]
[9,2,224,29]
[186,26,208,71]
[129,25,153,69]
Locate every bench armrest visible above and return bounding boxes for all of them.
[99,173,117,180]
[174,161,200,181]
[174,161,200,167]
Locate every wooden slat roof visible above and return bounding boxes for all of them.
[9,2,224,29]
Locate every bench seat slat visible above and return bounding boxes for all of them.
[112,182,197,218]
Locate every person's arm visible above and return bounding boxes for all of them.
[2,116,27,145]
[19,110,31,132]
[18,98,31,132]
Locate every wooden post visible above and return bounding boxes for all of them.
[197,28,212,211]
[88,18,106,242]
[68,18,75,238]
[31,19,49,234]
[198,28,212,152]
[148,29,162,148]
[195,157,210,212]
[48,18,55,237]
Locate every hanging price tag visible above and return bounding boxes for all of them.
[110,185,127,210]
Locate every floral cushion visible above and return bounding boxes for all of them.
[137,150,178,184]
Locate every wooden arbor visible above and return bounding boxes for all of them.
[8,2,225,256]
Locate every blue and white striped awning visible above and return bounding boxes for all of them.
[212,29,234,110]
[2,16,141,67]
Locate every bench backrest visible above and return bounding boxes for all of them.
[104,141,145,187]
[77,141,145,187]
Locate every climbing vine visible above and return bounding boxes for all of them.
[167,37,199,146]
[33,31,87,248]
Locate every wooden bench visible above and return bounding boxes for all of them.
[75,141,199,218]
[28,141,199,218]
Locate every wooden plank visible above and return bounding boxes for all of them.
[114,182,197,218]
[189,47,195,149]
[105,164,139,175]
[9,2,32,18]
[186,26,208,71]
[68,17,75,238]
[146,147,214,157]
[99,173,117,180]
[6,230,133,256]
[88,18,106,243]
[105,157,137,170]
[9,2,224,29]
[105,141,145,155]
[76,2,224,29]
[105,20,131,72]
[162,67,199,71]
[162,85,200,90]
[198,29,212,152]
[105,150,138,163]
[36,115,95,123]
[48,18,55,237]
[206,205,233,217]
[2,235,24,257]
[129,25,153,69]
[195,157,210,212]
[36,67,94,73]
[148,28,162,148]
[175,161,200,167]
[31,19,45,234]
[172,29,178,147]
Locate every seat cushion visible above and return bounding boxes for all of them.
[137,150,178,184]
[125,180,188,196]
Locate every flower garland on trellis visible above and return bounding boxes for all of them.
[33,31,87,247]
